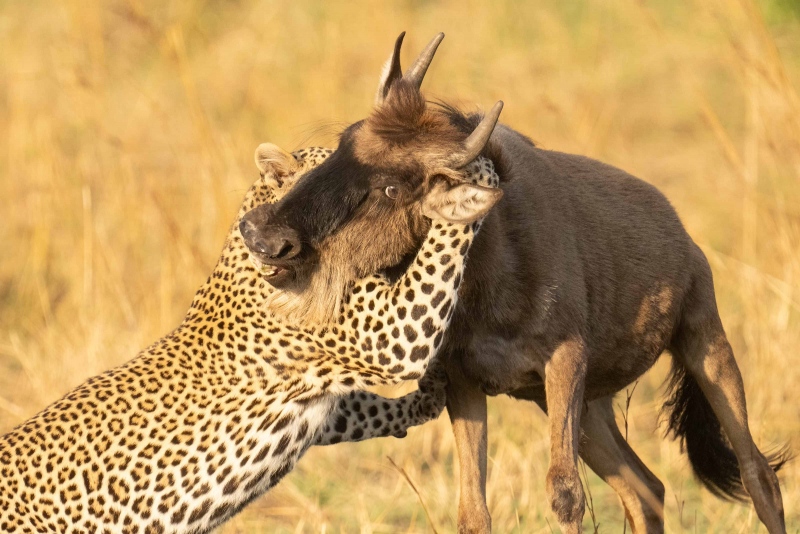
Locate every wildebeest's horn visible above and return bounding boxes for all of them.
[376,32,406,103]
[451,101,504,168]
[404,32,445,90]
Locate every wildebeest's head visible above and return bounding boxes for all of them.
[240,33,503,324]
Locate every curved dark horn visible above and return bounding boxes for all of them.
[404,32,445,90]
[450,101,504,168]
[376,32,406,103]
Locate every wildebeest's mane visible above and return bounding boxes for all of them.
[358,82,516,183]
[368,80,462,147]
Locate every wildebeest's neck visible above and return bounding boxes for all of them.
[444,124,576,350]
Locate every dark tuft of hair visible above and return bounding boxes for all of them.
[663,359,791,501]
[362,84,516,181]
[370,80,451,144]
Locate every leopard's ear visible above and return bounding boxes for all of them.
[254,143,299,177]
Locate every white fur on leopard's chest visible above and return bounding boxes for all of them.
[223,393,334,489]
[170,393,336,531]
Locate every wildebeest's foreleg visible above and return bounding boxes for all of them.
[446,363,491,534]
[580,396,665,533]
[544,338,588,533]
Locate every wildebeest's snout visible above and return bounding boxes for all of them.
[239,206,302,262]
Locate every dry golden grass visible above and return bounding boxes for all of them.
[1,0,798,532]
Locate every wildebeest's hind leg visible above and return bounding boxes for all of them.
[667,247,787,534]
[579,396,665,533]
[446,363,491,534]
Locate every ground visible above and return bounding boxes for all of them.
[0,0,798,531]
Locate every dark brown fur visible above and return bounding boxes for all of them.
[441,119,787,532]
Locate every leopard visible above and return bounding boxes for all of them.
[0,144,501,533]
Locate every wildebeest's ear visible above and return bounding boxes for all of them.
[254,143,299,177]
[421,182,503,224]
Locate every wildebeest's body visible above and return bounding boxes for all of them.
[437,120,785,533]
[446,124,692,403]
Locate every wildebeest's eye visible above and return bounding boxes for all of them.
[384,186,399,200]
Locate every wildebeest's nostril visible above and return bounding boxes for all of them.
[239,213,302,260]
[276,241,295,259]
[265,236,299,259]
[245,233,301,260]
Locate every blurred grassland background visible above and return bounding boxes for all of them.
[1,0,799,532]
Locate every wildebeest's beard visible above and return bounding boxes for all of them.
[261,131,431,326]
[266,201,428,326]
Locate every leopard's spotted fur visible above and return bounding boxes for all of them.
[0,147,500,533]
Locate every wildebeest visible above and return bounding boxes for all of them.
[241,33,788,533]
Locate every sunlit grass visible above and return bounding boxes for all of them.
[0,0,798,531]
